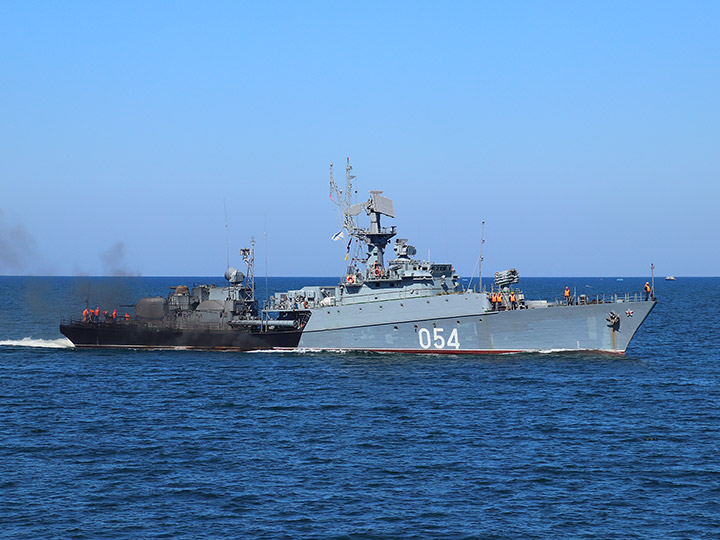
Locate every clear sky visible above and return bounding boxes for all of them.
[1,1,718,277]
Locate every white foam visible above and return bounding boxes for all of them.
[0,337,75,349]
[245,348,351,354]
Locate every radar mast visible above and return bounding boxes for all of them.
[329,158,360,235]
[240,237,255,301]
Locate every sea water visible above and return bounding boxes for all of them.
[1,276,718,539]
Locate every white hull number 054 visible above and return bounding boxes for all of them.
[418,327,460,350]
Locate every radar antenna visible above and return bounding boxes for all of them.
[240,237,255,301]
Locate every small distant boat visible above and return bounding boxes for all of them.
[665,276,677,281]
[616,278,624,282]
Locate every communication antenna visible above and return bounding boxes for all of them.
[264,218,269,306]
[478,220,485,291]
[329,158,362,265]
[345,157,354,209]
[329,161,337,198]
[650,262,655,299]
[224,200,230,270]
[330,158,359,233]
[240,237,255,301]
[465,221,485,293]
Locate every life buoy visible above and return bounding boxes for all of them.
[374,263,382,277]
[346,275,356,284]
[304,301,309,309]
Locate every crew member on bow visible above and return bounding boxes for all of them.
[564,286,571,305]
[644,281,651,301]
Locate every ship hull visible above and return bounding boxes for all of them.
[295,293,656,354]
[59,322,302,351]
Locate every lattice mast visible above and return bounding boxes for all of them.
[329,158,359,235]
[240,237,255,301]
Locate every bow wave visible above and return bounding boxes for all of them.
[0,337,75,349]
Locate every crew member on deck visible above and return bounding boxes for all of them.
[564,286,571,305]
[510,291,517,310]
[124,313,130,321]
[644,281,651,301]
[82,308,89,323]
[94,307,100,322]
[491,291,498,310]
[112,309,117,321]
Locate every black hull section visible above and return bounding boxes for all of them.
[59,322,302,351]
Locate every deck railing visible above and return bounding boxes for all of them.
[552,292,648,306]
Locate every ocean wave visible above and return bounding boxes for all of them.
[245,348,350,354]
[0,337,75,349]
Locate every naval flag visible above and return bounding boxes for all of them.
[332,230,344,241]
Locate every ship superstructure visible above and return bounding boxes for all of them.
[265,160,655,353]
[60,239,304,350]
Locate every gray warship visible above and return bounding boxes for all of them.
[60,241,305,350]
[263,160,656,354]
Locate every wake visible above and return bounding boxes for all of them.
[0,337,75,349]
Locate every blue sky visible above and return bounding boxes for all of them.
[1,1,718,277]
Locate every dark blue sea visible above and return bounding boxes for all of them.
[1,276,718,539]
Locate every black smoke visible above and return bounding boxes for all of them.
[0,209,38,274]
[99,241,140,277]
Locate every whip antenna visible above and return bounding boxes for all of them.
[478,220,485,291]
[466,221,485,293]
[224,200,230,270]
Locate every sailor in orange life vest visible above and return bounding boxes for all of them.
[644,281,651,301]
[82,308,89,323]
[564,286,571,305]
[510,291,517,310]
[491,291,497,310]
